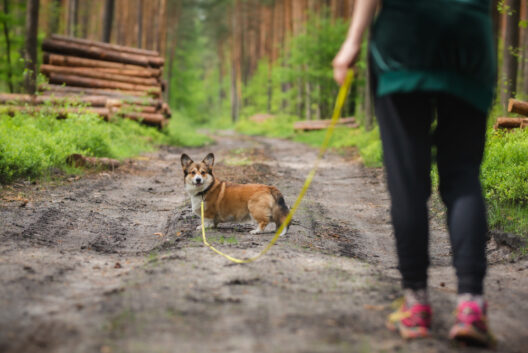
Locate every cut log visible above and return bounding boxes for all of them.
[293,117,359,131]
[118,104,158,114]
[47,73,161,97]
[494,117,528,129]
[39,83,149,98]
[118,111,167,127]
[507,98,528,117]
[42,38,164,67]
[43,53,147,71]
[51,34,160,58]
[161,102,171,118]
[66,153,121,169]
[40,64,160,86]
[87,67,160,78]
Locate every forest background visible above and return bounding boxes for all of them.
[0,0,527,243]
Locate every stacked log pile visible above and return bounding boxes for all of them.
[19,34,171,128]
[494,99,528,129]
[0,93,169,126]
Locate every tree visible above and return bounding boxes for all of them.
[1,0,14,92]
[137,0,143,48]
[67,0,78,37]
[47,0,62,36]
[501,0,521,108]
[102,0,114,42]
[24,0,39,94]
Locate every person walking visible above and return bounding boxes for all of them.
[333,0,496,346]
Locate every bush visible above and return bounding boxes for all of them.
[164,111,212,147]
[294,126,383,167]
[0,109,212,184]
[235,115,298,139]
[481,128,528,204]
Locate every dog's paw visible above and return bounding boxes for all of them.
[250,229,262,235]
[196,225,202,230]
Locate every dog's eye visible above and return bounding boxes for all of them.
[191,171,196,175]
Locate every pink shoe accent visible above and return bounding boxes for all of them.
[449,300,496,347]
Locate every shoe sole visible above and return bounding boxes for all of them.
[386,320,430,339]
[449,325,496,348]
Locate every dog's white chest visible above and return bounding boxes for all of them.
[190,195,202,216]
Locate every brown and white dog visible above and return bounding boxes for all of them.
[181,153,289,235]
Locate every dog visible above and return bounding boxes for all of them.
[181,153,290,235]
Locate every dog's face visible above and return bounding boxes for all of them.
[181,153,215,194]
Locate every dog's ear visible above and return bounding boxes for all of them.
[181,154,193,169]
[202,153,214,167]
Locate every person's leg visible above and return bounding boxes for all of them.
[374,92,435,291]
[435,94,494,346]
[435,94,487,295]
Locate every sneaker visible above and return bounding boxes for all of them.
[449,299,496,347]
[386,298,432,339]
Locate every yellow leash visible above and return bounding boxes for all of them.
[201,70,355,263]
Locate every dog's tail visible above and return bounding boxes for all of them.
[270,187,290,236]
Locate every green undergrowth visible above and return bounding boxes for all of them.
[0,109,210,184]
[235,115,382,167]
[235,114,297,139]
[481,128,528,240]
[165,111,213,147]
[293,126,382,167]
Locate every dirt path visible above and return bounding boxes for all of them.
[1,132,527,353]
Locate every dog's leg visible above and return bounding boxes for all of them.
[250,221,268,235]
[196,218,216,230]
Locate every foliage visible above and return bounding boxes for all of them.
[481,128,528,204]
[294,126,382,167]
[164,111,212,147]
[167,6,226,124]
[241,10,351,120]
[0,1,27,92]
[235,114,297,139]
[0,109,210,184]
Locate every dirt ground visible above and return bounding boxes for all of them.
[1,132,527,353]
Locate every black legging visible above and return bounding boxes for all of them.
[373,91,488,295]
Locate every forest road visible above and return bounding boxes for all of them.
[1,132,527,353]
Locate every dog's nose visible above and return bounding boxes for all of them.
[196,177,202,183]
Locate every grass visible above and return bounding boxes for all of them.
[294,126,382,167]
[235,115,383,167]
[0,109,210,184]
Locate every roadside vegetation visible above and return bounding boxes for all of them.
[0,109,210,184]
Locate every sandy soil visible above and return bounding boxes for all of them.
[1,132,527,353]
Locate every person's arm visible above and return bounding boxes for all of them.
[333,0,379,85]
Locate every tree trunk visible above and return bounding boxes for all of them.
[24,0,39,94]
[1,0,14,92]
[230,4,239,123]
[47,0,61,36]
[522,1,528,96]
[68,0,78,37]
[501,0,521,108]
[137,0,143,48]
[102,0,114,42]
[364,57,374,131]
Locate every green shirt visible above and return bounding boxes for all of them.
[370,0,496,113]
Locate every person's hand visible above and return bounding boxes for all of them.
[333,39,361,85]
